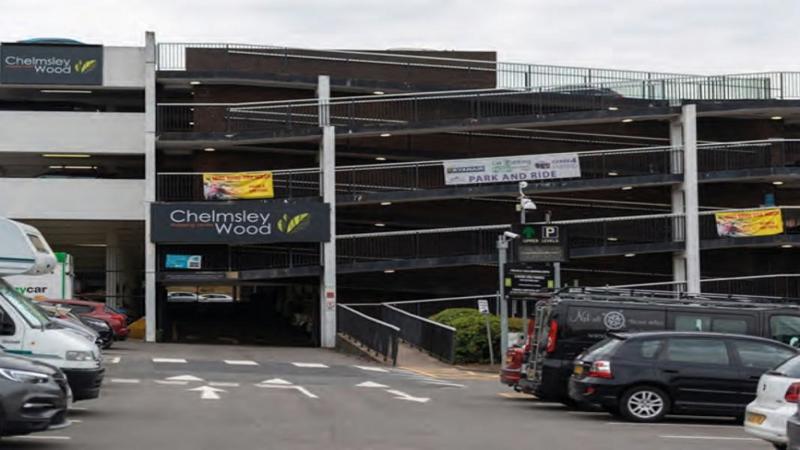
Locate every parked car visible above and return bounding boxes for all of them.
[36,302,107,348]
[0,350,70,436]
[517,288,800,403]
[167,291,198,303]
[745,354,800,448]
[568,331,798,422]
[42,299,128,341]
[198,293,234,303]
[500,320,536,389]
[787,404,800,450]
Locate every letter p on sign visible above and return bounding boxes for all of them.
[543,226,559,239]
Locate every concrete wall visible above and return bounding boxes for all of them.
[0,111,145,154]
[0,178,145,220]
[104,46,146,88]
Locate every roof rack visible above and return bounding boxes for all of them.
[553,287,800,310]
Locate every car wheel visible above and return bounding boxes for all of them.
[620,386,670,423]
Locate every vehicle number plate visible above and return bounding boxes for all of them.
[573,365,584,376]
[746,413,766,425]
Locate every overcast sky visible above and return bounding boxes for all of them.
[3,0,798,74]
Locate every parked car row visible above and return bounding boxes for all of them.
[500,288,800,449]
[167,291,235,303]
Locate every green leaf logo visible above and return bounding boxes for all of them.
[74,59,97,74]
[277,214,289,233]
[286,213,310,234]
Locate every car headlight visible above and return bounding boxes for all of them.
[0,368,49,384]
[66,351,94,361]
[83,317,110,331]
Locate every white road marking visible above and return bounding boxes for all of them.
[188,385,226,400]
[260,378,292,385]
[356,381,389,388]
[224,360,259,366]
[110,378,141,384]
[292,362,329,368]
[255,384,319,399]
[355,365,389,373]
[424,381,466,388]
[105,356,121,364]
[209,382,240,387]
[166,375,204,382]
[659,435,760,441]
[71,419,83,423]
[13,435,72,441]
[386,389,430,403]
[155,380,188,386]
[153,358,187,364]
[68,406,88,411]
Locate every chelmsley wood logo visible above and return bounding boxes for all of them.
[277,213,311,234]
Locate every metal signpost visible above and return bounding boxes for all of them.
[477,299,494,365]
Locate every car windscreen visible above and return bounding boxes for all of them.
[771,354,800,377]
[0,281,50,328]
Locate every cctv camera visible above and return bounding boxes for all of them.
[519,181,529,189]
[521,198,537,210]
[504,231,520,239]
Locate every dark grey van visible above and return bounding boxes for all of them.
[518,288,800,403]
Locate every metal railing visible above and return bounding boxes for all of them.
[606,274,800,299]
[156,145,680,202]
[156,42,697,91]
[698,140,800,173]
[381,303,456,363]
[386,295,499,318]
[337,304,399,365]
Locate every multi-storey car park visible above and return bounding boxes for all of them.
[3,33,800,349]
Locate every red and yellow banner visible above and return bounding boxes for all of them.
[715,208,784,237]
[202,171,274,200]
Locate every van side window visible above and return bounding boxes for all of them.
[0,306,15,336]
[732,340,796,370]
[770,316,800,347]
[673,314,747,334]
[665,338,730,365]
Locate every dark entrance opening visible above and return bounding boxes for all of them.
[157,282,318,346]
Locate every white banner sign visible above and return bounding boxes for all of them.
[443,153,581,186]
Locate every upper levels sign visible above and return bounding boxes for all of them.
[1,43,103,85]
[151,200,331,244]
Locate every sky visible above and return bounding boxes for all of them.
[2,0,799,74]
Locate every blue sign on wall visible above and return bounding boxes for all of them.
[165,254,202,270]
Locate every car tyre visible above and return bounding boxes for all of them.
[620,386,670,423]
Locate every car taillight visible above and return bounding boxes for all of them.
[545,320,558,353]
[785,383,800,403]
[588,360,613,379]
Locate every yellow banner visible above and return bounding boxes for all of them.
[715,208,784,237]
[202,171,274,200]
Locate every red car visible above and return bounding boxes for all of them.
[500,318,536,390]
[42,299,129,340]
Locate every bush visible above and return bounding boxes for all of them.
[430,308,523,364]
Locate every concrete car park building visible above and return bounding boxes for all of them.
[4,32,800,347]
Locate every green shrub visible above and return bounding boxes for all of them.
[430,308,523,364]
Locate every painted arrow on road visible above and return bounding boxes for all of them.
[386,389,430,403]
[168,375,205,382]
[188,385,226,400]
[356,381,389,388]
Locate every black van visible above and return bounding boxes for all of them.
[517,288,800,402]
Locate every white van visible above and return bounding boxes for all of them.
[0,218,104,401]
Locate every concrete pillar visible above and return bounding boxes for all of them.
[670,118,687,290]
[105,230,119,308]
[682,105,701,293]
[318,76,337,348]
[144,31,158,342]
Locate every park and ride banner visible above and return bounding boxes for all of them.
[202,171,274,200]
[443,153,581,186]
[715,208,784,237]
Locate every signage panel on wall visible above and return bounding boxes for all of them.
[504,264,552,297]
[165,254,202,270]
[514,224,569,263]
[151,200,331,244]
[1,43,103,85]
[443,153,581,186]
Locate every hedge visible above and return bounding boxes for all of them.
[430,308,523,364]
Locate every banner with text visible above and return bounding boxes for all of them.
[715,208,784,238]
[443,153,581,186]
[202,171,274,200]
[151,200,330,244]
